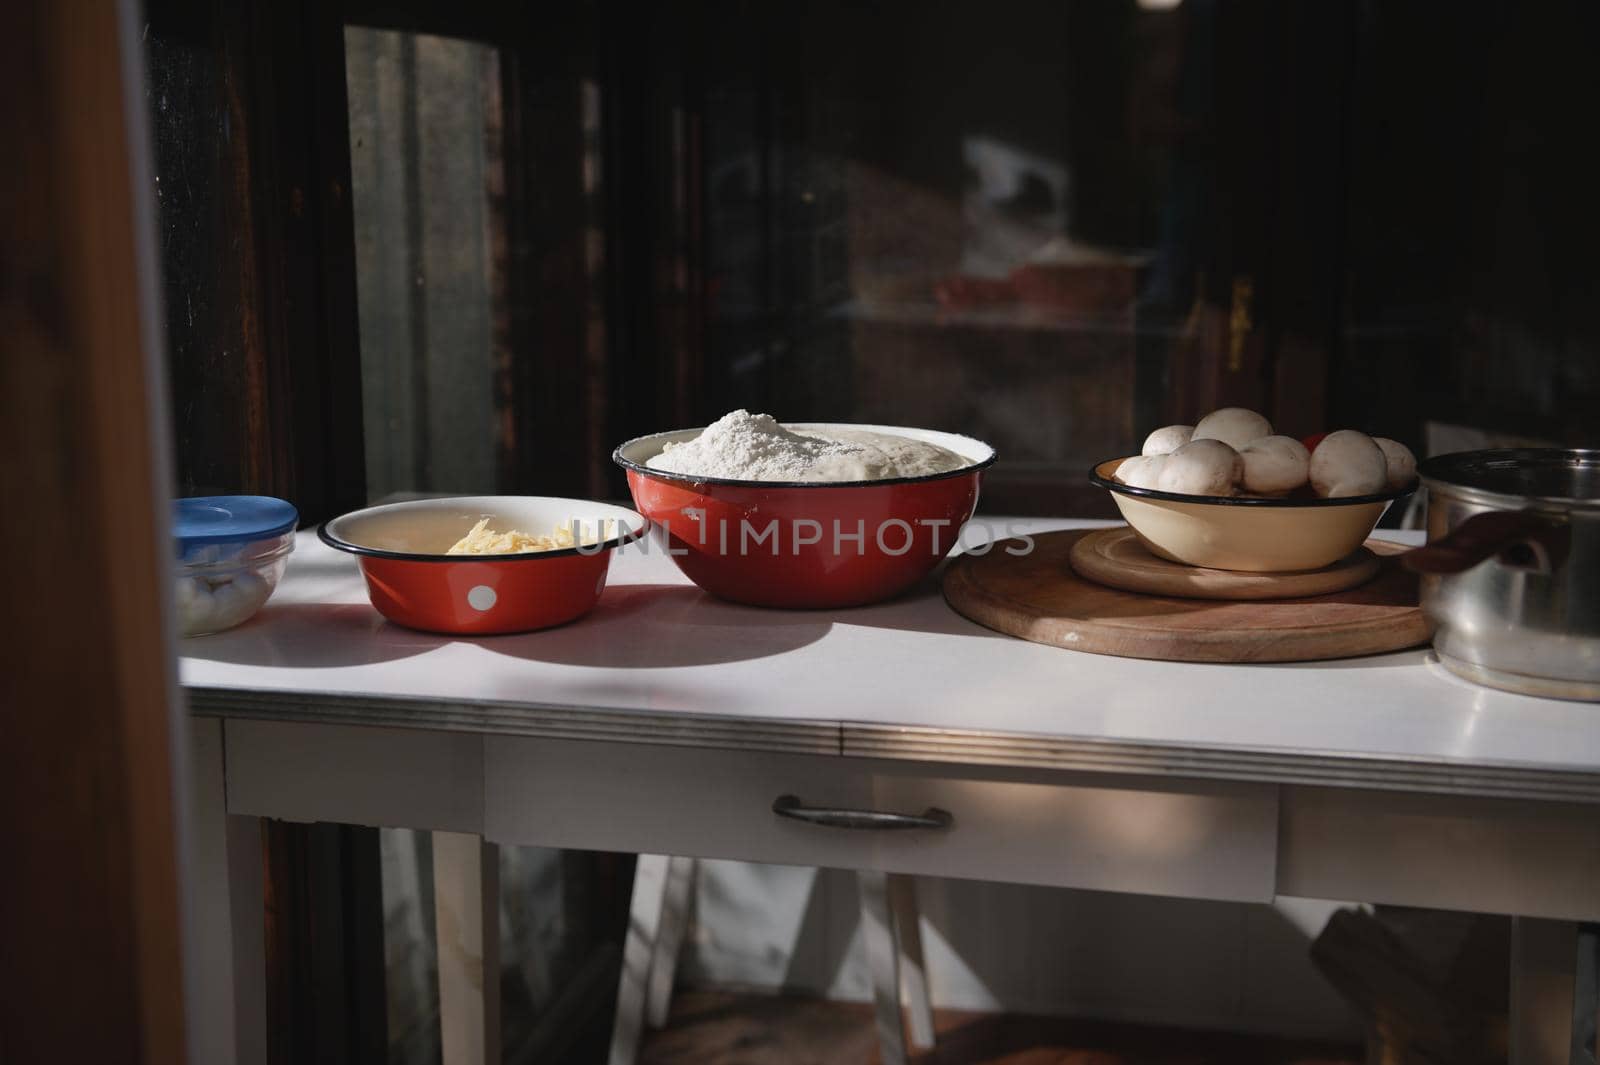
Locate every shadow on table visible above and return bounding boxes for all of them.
[1263,648,1433,671]
[482,584,833,669]
[829,576,1012,639]
[588,568,1018,643]
[180,602,444,668]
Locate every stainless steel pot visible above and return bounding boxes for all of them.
[1404,449,1600,700]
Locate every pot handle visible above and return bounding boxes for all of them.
[1402,510,1570,576]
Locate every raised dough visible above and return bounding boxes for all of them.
[1238,435,1310,495]
[1115,454,1167,490]
[1141,425,1195,457]
[1193,408,1273,451]
[1373,437,1417,490]
[1156,439,1242,497]
[1309,430,1388,497]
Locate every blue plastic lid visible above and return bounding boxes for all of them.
[174,495,299,547]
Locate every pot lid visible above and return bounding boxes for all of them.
[1418,449,1600,508]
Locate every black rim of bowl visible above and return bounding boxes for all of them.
[611,427,997,489]
[1089,457,1418,507]
[318,504,650,563]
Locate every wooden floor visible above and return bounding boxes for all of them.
[638,991,1362,1065]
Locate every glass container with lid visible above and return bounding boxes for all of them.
[173,495,297,636]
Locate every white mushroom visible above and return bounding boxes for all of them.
[174,570,272,636]
[1308,430,1388,497]
[1192,407,1273,450]
[1115,454,1167,490]
[1141,425,1194,457]
[174,576,213,632]
[1156,439,1242,497]
[1237,435,1310,495]
[1373,437,1417,490]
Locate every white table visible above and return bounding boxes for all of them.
[183,520,1600,1065]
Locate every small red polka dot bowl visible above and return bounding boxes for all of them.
[319,497,648,635]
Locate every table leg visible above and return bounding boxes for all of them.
[1510,916,1596,1065]
[610,853,672,1065]
[646,856,696,1029]
[1578,924,1599,1065]
[432,832,501,1065]
[858,870,908,1065]
[187,718,267,1065]
[888,874,935,1050]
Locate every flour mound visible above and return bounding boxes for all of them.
[645,410,969,483]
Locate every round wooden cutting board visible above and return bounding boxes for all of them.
[1068,526,1381,600]
[943,529,1431,663]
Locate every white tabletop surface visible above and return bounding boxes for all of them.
[180,520,1600,798]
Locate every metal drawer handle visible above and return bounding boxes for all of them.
[771,794,953,831]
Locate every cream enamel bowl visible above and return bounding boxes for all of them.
[1091,458,1417,572]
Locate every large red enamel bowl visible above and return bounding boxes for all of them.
[614,424,996,608]
[320,497,648,634]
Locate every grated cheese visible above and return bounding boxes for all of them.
[446,518,613,555]
[447,518,577,555]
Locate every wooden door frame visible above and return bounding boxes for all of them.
[1,0,189,1060]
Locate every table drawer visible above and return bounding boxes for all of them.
[1278,787,1600,921]
[224,719,484,833]
[485,738,1277,903]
